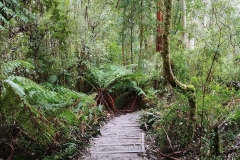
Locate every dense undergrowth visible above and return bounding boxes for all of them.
[141,83,240,159]
[0,60,104,159]
[0,88,104,160]
[0,60,147,159]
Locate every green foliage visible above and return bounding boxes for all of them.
[7,76,68,107]
[85,63,147,111]
[0,0,31,29]
[0,0,240,159]
[86,63,130,89]
[86,63,146,90]
[42,143,79,160]
[143,95,192,150]
[0,85,102,158]
[107,41,121,62]
[1,80,55,145]
[1,60,34,77]
[0,59,104,159]
[4,74,97,113]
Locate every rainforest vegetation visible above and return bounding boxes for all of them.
[0,0,240,159]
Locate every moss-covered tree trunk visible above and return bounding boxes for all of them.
[161,0,197,138]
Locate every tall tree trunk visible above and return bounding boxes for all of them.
[130,1,133,64]
[155,3,165,90]
[122,24,126,65]
[138,0,143,68]
[130,24,133,64]
[156,3,164,52]
[182,0,188,48]
[161,0,197,139]
[122,8,126,66]
[122,34,126,66]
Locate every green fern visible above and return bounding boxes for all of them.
[1,80,55,145]
[7,76,95,110]
[0,60,102,157]
[114,80,146,110]
[1,60,34,77]
[86,63,146,90]
[1,75,97,146]
[85,63,147,112]
[8,76,63,107]
[4,79,25,97]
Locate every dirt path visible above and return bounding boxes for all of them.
[83,112,147,160]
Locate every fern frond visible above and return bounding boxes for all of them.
[1,75,97,146]
[4,79,25,97]
[103,65,132,88]
[73,93,96,112]
[1,60,34,77]
[134,85,146,96]
[8,76,45,91]
[7,76,62,107]
[86,65,104,88]
[86,63,138,89]
[44,83,84,99]
[7,76,95,110]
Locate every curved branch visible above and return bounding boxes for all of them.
[5,142,14,160]
[161,0,196,138]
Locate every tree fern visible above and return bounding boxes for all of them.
[114,80,146,111]
[85,63,147,112]
[103,65,132,88]
[86,63,145,89]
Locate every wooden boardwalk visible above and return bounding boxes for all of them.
[84,112,147,160]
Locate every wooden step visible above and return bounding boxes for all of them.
[94,143,144,146]
[91,150,145,154]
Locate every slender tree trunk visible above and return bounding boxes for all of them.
[122,34,126,66]
[122,24,125,65]
[122,9,126,66]
[156,4,164,52]
[155,3,165,89]
[130,25,133,64]
[130,1,133,64]
[161,0,197,139]
[138,0,143,68]
[182,0,188,48]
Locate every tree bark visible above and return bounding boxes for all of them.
[182,0,188,48]
[138,0,143,68]
[122,8,126,66]
[130,1,134,64]
[130,24,133,64]
[156,4,164,52]
[122,35,126,66]
[161,0,197,139]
